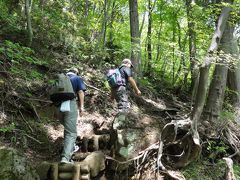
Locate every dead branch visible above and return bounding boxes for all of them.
[85,82,109,95]
[18,96,52,103]
[30,103,41,121]
[19,110,34,133]
[24,133,43,144]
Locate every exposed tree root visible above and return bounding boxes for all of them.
[223,123,240,159]
[223,157,236,180]
[157,118,201,179]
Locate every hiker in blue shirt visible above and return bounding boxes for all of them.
[67,68,86,115]
[60,67,86,164]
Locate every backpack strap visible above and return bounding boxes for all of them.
[118,66,126,86]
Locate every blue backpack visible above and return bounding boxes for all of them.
[106,68,124,88]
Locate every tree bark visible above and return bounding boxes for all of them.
[227,27,240,124]
[191,6,231,130]
[129,0,141,77]
[25,0,33,46]
[146,0,152,76]
[155,2,164,65]
[185,0,197,91]
[108,0,116,46]
[204,21,234,124]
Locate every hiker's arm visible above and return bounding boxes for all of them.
[78,90,85,112]
[128,77,141,96]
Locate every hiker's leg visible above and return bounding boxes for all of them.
[115,86,129,113]
[61,100,78,162]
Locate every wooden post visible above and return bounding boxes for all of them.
[58,172,72,179]
[50,163,58,180]
[58,163,74,172]
[80,164,90,174]
[80,174,90,180]
[72,163,81,180]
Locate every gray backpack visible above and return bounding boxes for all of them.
[49,73,75,106]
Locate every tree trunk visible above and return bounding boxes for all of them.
[227,27,240,124]
[155,3,164,65]
[129,0,141,77]
[171,14,176,85]
[146,0,152,76]
[108,0,116,46]
[185,0,197,91]
[204,21,234,124]
[145,0,156,77]
[25,0,33,46]
[101,0,108,48]
[191,6,231,130]
[139,11,146,36]
[174,20,187,87]
[84,0,89,17]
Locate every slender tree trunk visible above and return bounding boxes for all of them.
[172,15,176,84]
[83,0,90,41]
[139,11,146,36]
[101,0,109,48]
[204,21,238,124]
[129,0,141,77]
[185,0,197,91]
[109,0,116,46]
[25,0,33,46]
[227,28,240,124]
[146,0,152,76]
[175,21,188,87]
[155,3,164,64]
[191,6,232,130]
[84,0,89,17]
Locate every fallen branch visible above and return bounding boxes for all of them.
[24,133,43,144]
[31,103,41,121]
[19,110,34,133]
[85,82,109,95]
[13,129,43,144]
[18,96,52,103]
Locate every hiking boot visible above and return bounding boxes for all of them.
[60,157,74,164]
[73,145,79,153]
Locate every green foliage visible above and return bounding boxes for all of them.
[220,110,235,122]
[206,140,229,160]
[0,123,15,133]
[234,164,240,180]
[0,1,20,33]
[30,70,43,80]
[4,41,46,65]
[0,40,47,83]
[182,159,226,180]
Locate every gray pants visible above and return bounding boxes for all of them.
[115,86,129,113]
[60,99,78,161]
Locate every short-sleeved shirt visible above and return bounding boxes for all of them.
[119,66,132,86]
[67,73,86,94]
